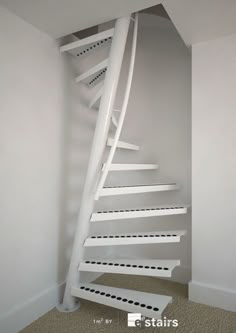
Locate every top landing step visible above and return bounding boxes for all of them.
[60,28,114,57]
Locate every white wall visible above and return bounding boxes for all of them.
[0,6,108,331]
[190,34,236,311]
[0,6,69,332]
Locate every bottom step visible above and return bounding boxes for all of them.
[72,283,171,320]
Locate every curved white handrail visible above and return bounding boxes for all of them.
[95,13,139,200]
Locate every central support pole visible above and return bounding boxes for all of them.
[59,16,131,312]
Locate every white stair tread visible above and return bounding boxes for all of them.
[89,84,103,108]
[91,205,187,221]
[79,259,180,278]
[102,163,159,171]
[75,58,108,86]
[84,230,186,247]
[71,283,171,320]
[60,28,114,54]
[111,114,118,128]
[107,138,139,151]
[100,182,179,196]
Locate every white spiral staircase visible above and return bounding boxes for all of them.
[59,13,188,320]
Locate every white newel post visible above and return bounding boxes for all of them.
[60,16,131,311]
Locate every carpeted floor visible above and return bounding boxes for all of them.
[20,274,236,333]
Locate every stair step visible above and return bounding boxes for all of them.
[84,230,186,247]
[89,84,103,108]
[71,283,171,320]
[107,137,140,151]
[102,163,158,171]
[111,114,118,128]
[100,182,179,196]
[75,58,108,87]
[91,205,187,221]
[79,259,180,277]
[60,28,114,56]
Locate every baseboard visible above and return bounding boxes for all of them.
[0,272,105,333]
[189,280,236,312]
[0,282,65,333]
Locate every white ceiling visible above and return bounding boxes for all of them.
[0,0,161,38]
[163,0,236,46]
[2,0,236,44]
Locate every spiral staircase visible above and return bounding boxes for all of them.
[59,13,188,320]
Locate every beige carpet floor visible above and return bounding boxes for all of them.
[20,274,236,333]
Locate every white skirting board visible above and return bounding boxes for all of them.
[189,281,236,312]
[0,270,104,333]
[0,271,104,333]
[0,282,65,333]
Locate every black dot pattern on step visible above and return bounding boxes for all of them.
[77,37,112,57]
[96,206,184,214]
[89,68,107,85]
[83,260,169,271]
[89,233,178,240]
[79,286,159,312]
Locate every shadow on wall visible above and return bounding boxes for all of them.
[57,39,112,291]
